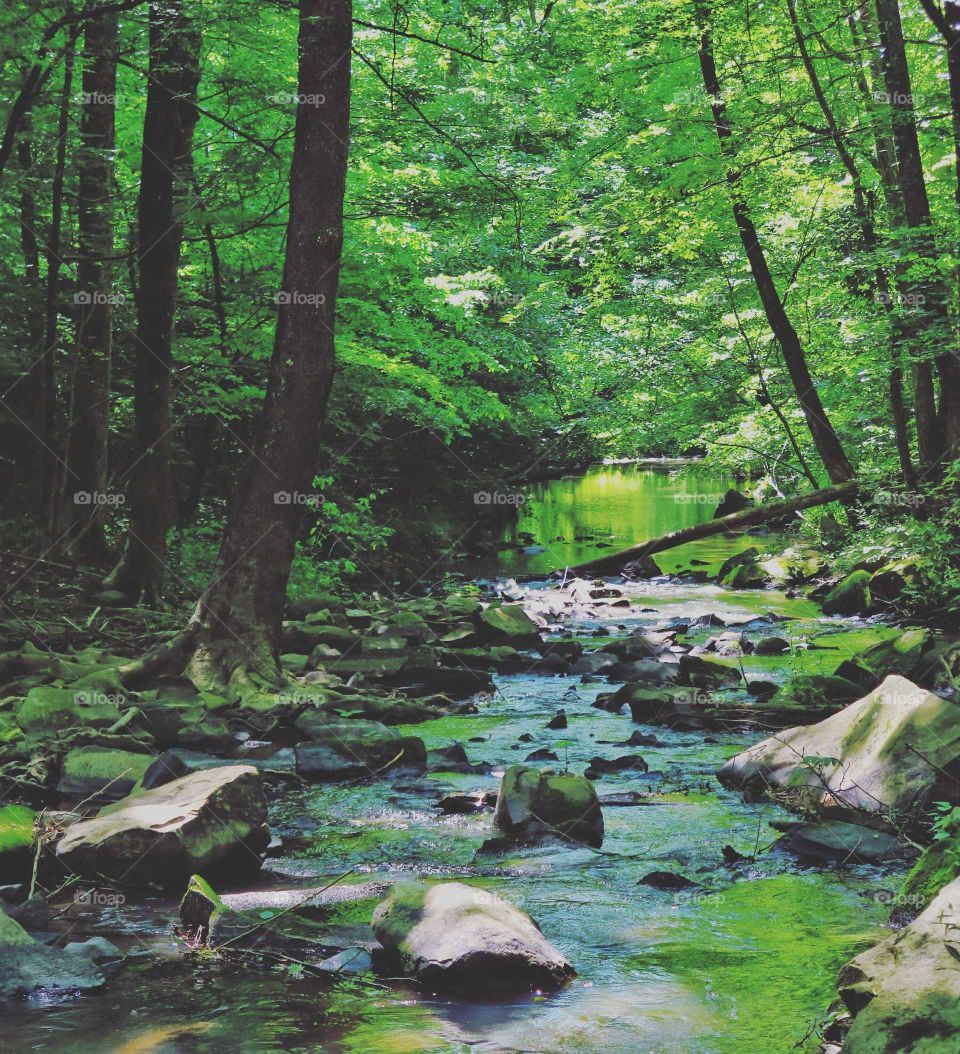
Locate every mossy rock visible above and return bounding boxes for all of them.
[0,803,35,879]
[722,562,769,589]
[494,764,604,847]
[716,547,760,581]
[768,674,863,718]
[15,686,122,736]
[57,747,155,801]
[477,603,540,646]
[286,592,343,620]
[900,818,960,908]
[822,570,873,616]
[869,559,923,604]
[835,628,932,691]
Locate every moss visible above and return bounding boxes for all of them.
[822,570,873,616]
[900,834,960,908]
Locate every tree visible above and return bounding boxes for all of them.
[106,0,200,599]
[52,7,119,559]
[125,0,353,698]
[694,0,854,486]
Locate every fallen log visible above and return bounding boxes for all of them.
[558,479,859,577]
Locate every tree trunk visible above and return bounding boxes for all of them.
[124,0,353,699]
[53,10,119,560]
[559,481,860,577]
[789,0,916,490]
[106,1,200,601]
[875,0,960,469]
[40,44,76,530]
[696,1,854,485]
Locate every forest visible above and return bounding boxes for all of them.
[0,0,958,1051]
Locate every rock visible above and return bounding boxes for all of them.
[286,592,343,620]
[717,547,764,587]
[612,684,713,730]
[584,754,648,779]
[477,603,541,646]
[714,489,751,518]
[545,709,568,730]
[570,651,619,675]
[773,820,902,864]
[15,686,122,736]
[0,804,35,881]
[834,628,932,692]
[398,665,493,700]
[822,570,873,616]
[621,556,662,579]
[56,765,270,888]
[608,658,680,684]
[717,676,960,827]
[838,875,960,1053]
[295,728,426,781]
[57,747,155,802]
[0,911,105,999]
[494,765,604,847]
[753,636,789,655]
[637,871,698,891]
[538,640,584,663]
[525,748,559,762]
[438,792,497,815]
[426,742,490,774]
[371,880,575,994]
[598,791,651,807]
[898,811,960,907]
[868,559,923,605]
[765,674,863,721]
[678,654,741,690]
[140,747,296,789]
[62,936,122,963]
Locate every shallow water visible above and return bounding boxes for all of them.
[468,461,766,578]
[3,465,906,1053]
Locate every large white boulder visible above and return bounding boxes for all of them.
[838,875,960,1052]
[717,676,960,825]
[371,880,575,994]
[56,765,269,887]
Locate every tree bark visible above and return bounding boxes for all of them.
[124,0,353,698]
[559,481,859,577]
[695,1,854,485]
[106,1,200,600]
[53,9,119,560]
[875,0,960,469]
[40,44,76,529]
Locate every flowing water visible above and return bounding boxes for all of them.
[5,464,905,1053]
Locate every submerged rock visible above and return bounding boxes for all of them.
[717,676,960,827]
[838,875,960,1053]
[0,911,104,1000]
[494,765,604,847]
[371,880,575,994]
[772,820,902,864]
[56,765,270,888]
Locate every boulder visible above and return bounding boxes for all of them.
[713,489,751,518]
[765,673,863,722]
[295,723,425,781]
[371,880,575,994]
[476,603,541,646]
[621,555,662,579]
[679,654,741,690]
[772,820,902,864]
[753,636,789,655]
[494,765,604,847]
[57,747,155,802]
[140,748,297,789]
[838,875,960,1053]
[608,658,680,684]
[570,651,619,675]
[834,628,932,692]
[717,676,960,827]
[584,754,648,779]
[0,911,104,1000]
[56,765,270,888]
[15,686,122,737]
[868,559,923,605]
[822,570,873,616]
[397,665,493,700]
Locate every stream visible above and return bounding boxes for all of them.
[5,463,907,1053]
